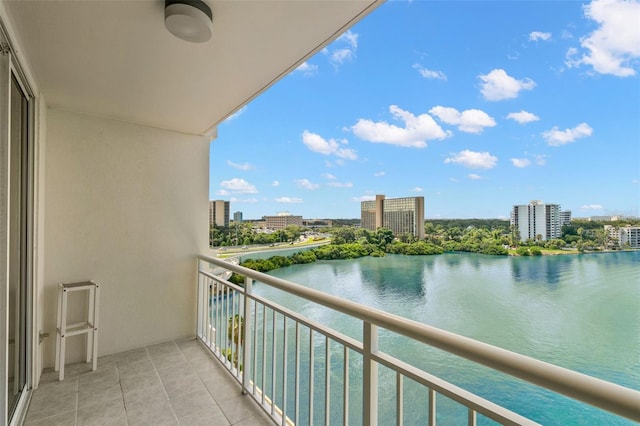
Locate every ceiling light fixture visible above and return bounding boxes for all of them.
[165,0,213,43]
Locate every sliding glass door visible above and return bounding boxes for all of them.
[7,70,29,422]
[1,29,33,425]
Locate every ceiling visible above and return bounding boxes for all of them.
[4,0,382,136]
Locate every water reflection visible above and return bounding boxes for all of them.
[510,255,573,288]
[358,256,426,297]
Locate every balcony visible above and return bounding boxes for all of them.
[195,255,639,425]
[20,254,640,425]
[24,339,272,426]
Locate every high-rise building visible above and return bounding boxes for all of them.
[233,211,243,223]
[559,210,572,226]
[209,200,230,228]
[360,195,425,239]
[510,200,561,242]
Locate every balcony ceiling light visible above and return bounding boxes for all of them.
[164,0,213,43]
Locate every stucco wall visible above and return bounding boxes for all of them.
[43,108,209,367]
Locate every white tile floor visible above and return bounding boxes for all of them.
[23,339,274,426]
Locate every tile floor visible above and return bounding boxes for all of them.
[23,339,274,426]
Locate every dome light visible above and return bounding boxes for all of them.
[165,0,213,43]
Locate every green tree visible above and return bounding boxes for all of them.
[331,227,357,244]
[398,232,417,243]
[374,227,394,249]
[285,225,302,242]
[530,247,542,256]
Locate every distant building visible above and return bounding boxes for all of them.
[590,215,612,222]
[559,210,572,226]
[360,194,425,239]
[302,219,333,228]
[592,215,639,222]
[263,212,303,230]
[209,200,230,228]
[233,211,243,223]
[510,200,561,242]
[604,225,640,248]
[361,195,385,232]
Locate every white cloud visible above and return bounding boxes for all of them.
[529,31,552,41]
[323,173,337,180]
[543,122,593,146]
[468,174,484,180]
[413,64,447,81]
[272,181,280,187]
[226,160,254,171]
[353,195,376,202]
[229,197,258,203]
[511,158,532,168]
[581,204,604,210]
[429,106,496,134]
[478,69,536,101]
[411,187,423,192]
[507,110,540,124]
[444,150,498,169]
[276,197,303,204]
[215,189,230,196]
[295,178,320,190]
[325,30,359,67]
[302,131,358,160]
[534,154,548,166]
[374,171,385,177]
[219,178,257,194]
[224,106,247,121]
[295,61,318,76]
[566,0,640,76]
[352,105,450,148]
[327,181,353,188]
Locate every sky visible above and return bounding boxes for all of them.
[210,0,640,220]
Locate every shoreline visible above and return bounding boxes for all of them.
[508,247,639,257]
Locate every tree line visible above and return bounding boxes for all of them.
[230,228,443,284]
[214,218,639,252]
[210,223,302,247]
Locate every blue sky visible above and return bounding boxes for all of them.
[210,0,640,220]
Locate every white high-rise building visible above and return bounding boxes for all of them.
[510,200,561,242]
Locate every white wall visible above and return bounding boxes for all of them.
[42,108,209,367]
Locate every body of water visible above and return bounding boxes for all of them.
[250,251,639,425]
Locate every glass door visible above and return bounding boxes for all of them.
[0,30,33,424]
[7,71,29,421]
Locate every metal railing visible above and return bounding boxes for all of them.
[196,254,640,425]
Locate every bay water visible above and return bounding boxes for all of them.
[249,251,639,425]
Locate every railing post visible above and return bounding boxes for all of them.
[363,321,378,426]
[242,276,253,394]
[196,259,203,339]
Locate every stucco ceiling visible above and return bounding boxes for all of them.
[5,0,382,136]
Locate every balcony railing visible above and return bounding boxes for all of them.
[196,254,640,425]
